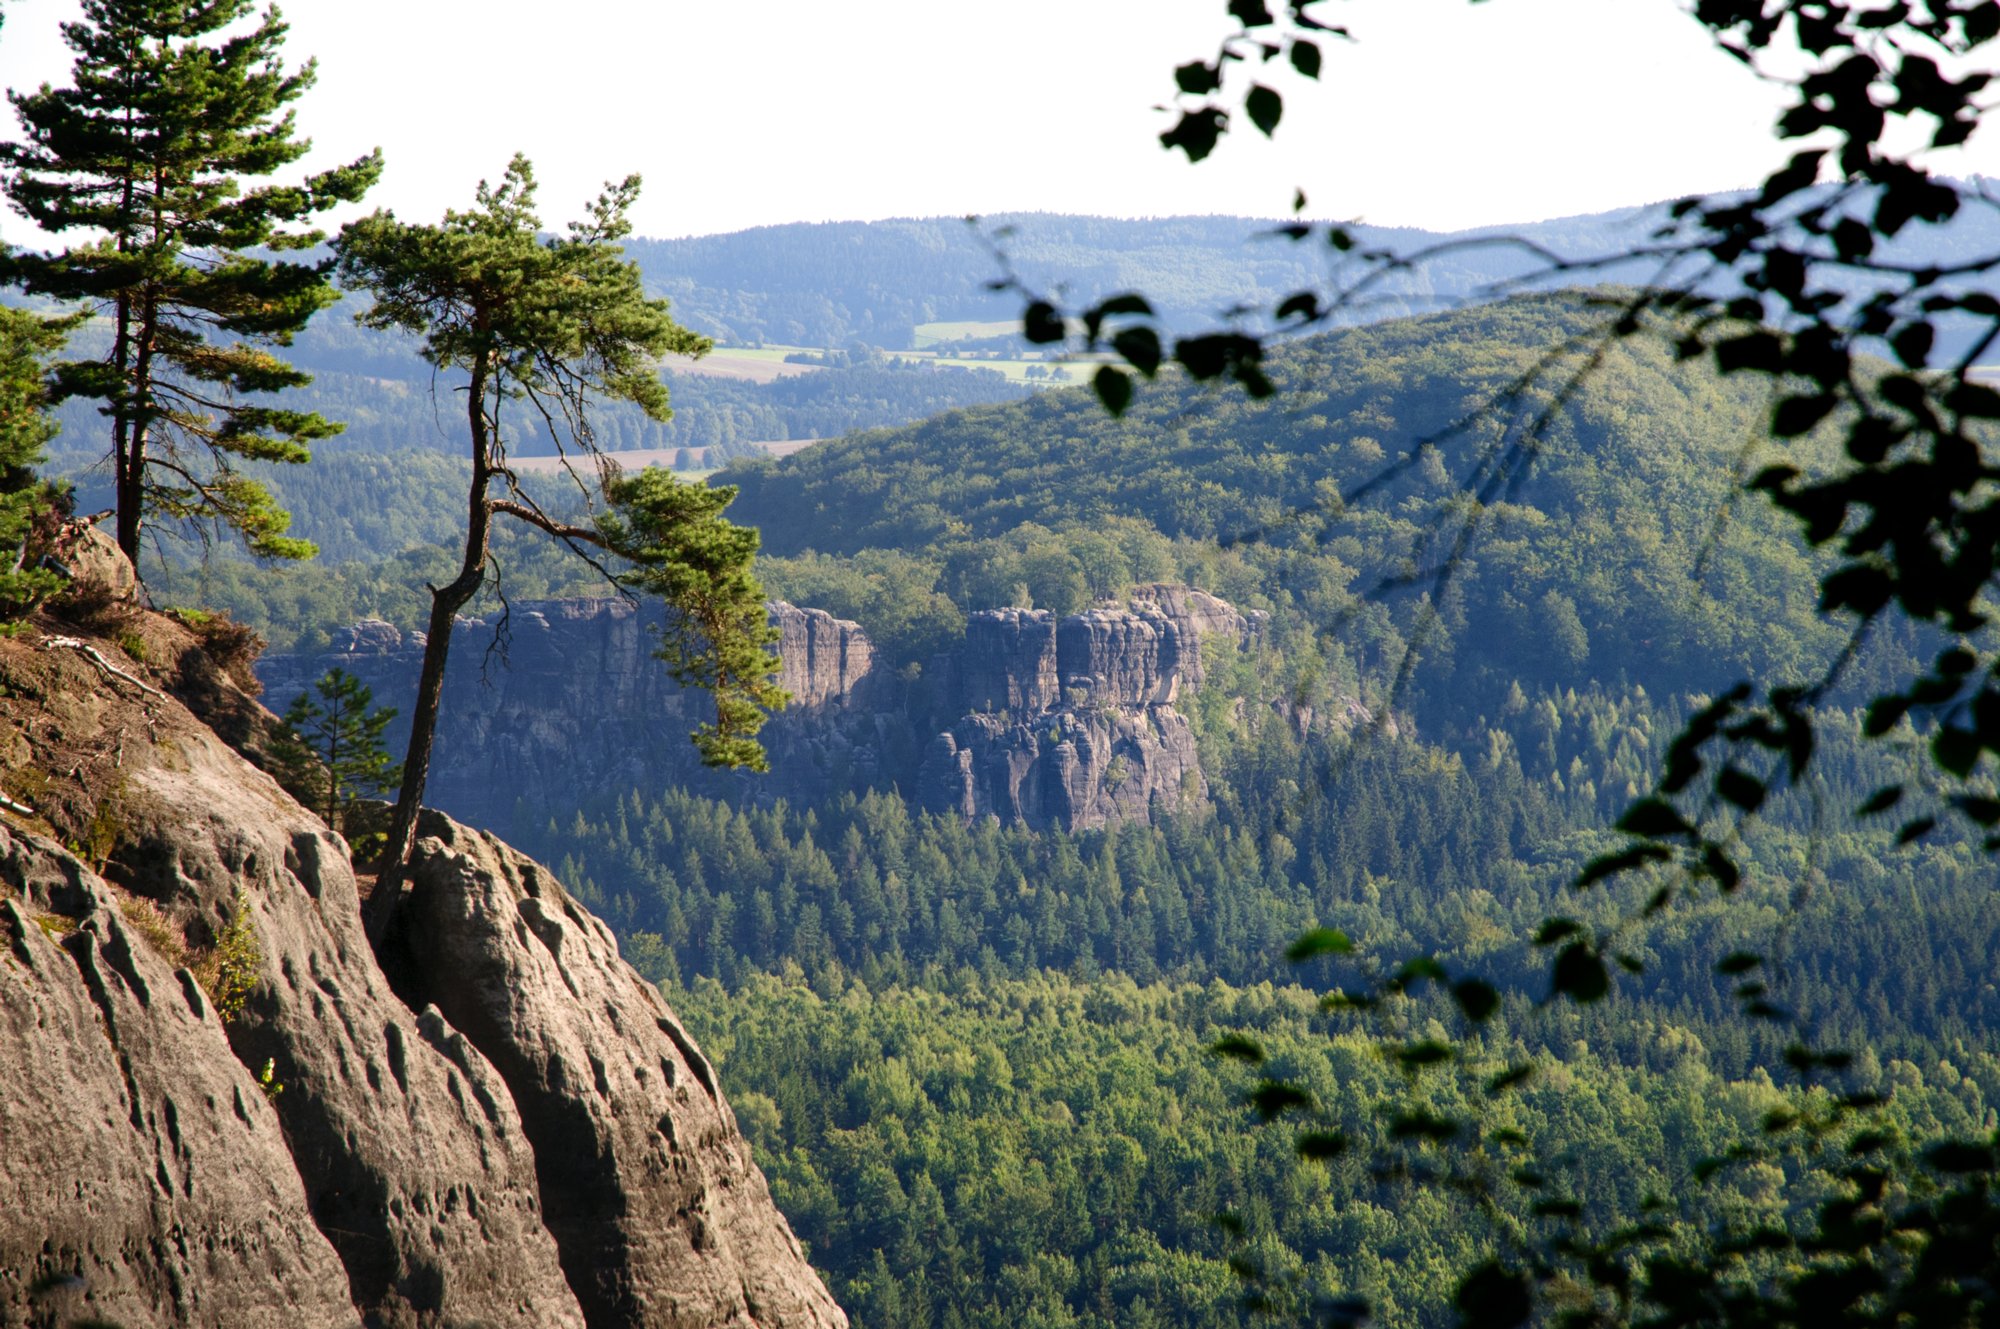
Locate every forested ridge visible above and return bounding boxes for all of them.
[724,294,1882,705]
[624,204,2000,351]
[75,290,1995,1329]
[414,295,1990,1328]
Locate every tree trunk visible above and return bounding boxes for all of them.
[110,138,137,566]
[366,357,495,946]
[118,293,159,568]
[111,293,138,566]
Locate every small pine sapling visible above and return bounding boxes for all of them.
[272,667,402,844]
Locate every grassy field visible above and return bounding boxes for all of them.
[663,349,820,383]
[510,439,818,476]
[911,319,1019,348]
[707,343,1100,386]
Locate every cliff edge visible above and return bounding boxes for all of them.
[259,586,1282,835]
[0,541,844,1329]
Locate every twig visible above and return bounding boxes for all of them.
[42,635,168,699]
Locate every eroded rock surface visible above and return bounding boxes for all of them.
[387,814,846,1329]
[920,587,1256,829]
[0,827,358,1329]
[961,608,1058,714]
[919,706,1205,830]
[111,680,585,1329]
[0,581,845,1329]
[771,603,874,708]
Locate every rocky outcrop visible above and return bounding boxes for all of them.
[388,814,842,1329]
[919,706,1204,830]
[919,587,1259,830]
[0,586,844,1329]
[259,586,1269,835]
[258,600,886,840]
[960,609,1058,714]
[0,829,358,1329]
[771,603,874,708]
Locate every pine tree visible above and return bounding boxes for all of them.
[0,0,382,566]
[0,305,73,622]
[332,156,780,933]
[598,468,787,770]
[271,667,401,837]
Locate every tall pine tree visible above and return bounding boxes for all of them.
[0,0,381,566]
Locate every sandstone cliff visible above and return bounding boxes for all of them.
[259,587,1269,835]
[258,600,894,835]
[0,565,844,1329]
[917,587,1263,830]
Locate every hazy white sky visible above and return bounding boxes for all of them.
[1,0,1996,245]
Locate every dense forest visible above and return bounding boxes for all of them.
[103,288,1998,1329]
[518,698,1998,1327]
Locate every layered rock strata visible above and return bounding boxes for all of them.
[260,586,1267,835]
[918,587,1260,830]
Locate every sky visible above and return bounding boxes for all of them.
[0,0,1997,247]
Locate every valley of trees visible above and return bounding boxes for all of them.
[459,295,1991,1328]
[37,280,1984,1329]
[5,0,2000,1325]
[16,226,1998,1327]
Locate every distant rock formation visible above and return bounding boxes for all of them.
[916,587,1263,830]
[258,587,1270,835]
[0,576,845,1329]
[259,600,889,835]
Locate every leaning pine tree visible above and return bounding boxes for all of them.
[333,155,786,940]
[0,0,381,566]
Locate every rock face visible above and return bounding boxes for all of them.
[259,587,1268,836]
[389,814,842,1329]
[0,828,358,1329]
[960,609,1058,714]
[918,707,1204,830]
[0,591,844,1329]
[770,603,874,708]
[919,587,1259,830]
[258,601,887,836]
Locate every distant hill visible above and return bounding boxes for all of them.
[720,290,1881,715]
[622,210,1663,350]
[34,190,2000,473]
[626,189,2000,354]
